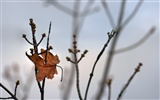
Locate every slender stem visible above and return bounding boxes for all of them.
[46,0,76,16]
[74,54,83,100]
[0,83,18,100]
[77,55,83,63]
[84,30,115,100]
[62,2,81,99]
[117,63,142,100]
[101,0,115,28]
[117,0,126,26]
[96,1,126,99]
[37,36,45,46]
[32,33,43,95]
[107,79,112,100]
[23,36,34,45]
[108,85,111,100]
[114,27,155,54]
[41,78,45,100]
[121,0,143,28]
[14,81,19,97]
[44,22,51,64]
[29,19,43,99]
[95,27,121,100]
[41,22,52,100]
[0,97,13,99]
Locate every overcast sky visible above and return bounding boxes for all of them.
[0,0,159,100]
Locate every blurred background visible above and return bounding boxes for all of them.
[0,0,159,99]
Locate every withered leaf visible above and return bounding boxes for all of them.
[26,49,60,81]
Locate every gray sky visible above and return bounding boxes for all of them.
[0,0,159,99]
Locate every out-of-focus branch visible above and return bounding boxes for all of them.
[117,63,143,100]
[72,0,80,35]
[95,0,145,99]
[121,0,144,28]
[117,0,126,27]
[76,0,96,35]
[101,0,116,28]
[45,1,99,99]
[46,0,76,16]
[62,1,81,99]
[95,1,126,99]
[114,27,156,54]
[80,5,99,17]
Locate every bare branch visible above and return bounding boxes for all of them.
[117,63,143,100]
[117,0,126,26]
[37,33,46,46]
[66,35,83,100]
[46,0,76,16]
[114,27,156,54]
[14,80,20,97]
[101,0,116,28]
[84,29,116,100]
[95,1,126,99]
[22,34,34,45]
[121,0,144,28]
[0,83,18,100]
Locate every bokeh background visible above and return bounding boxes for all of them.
[0,0,159,99]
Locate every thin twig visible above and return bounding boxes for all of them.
[49,1,97,99]
[0,97,13,99]
[0,83,18,100]
[44,22,52,64]
[80,4,98,17]
[41,21,52,100]
[22,34,34,45]
[66,35,87,100]
[62,1,81,99]
[72,35,83,100]
[101,0,115,28]
[84,30,116,100]
[117,0,126,26]
[114,27,156,54]
[46,0,76,16]
[37,33,46,46]
[14,80,20,97]
[96,1,126,99]
[29,18,43,97]
[107,79,112,100]
[121,0,144,28]
[72,1,80,35]
[117,63,143,100]
[75,0,96,36]
[74,58,83,100]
